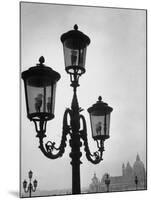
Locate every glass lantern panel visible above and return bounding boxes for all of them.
[26,84,53,114]
[51,83,56,114]
[106,114,111,137]
[90,115,105,138]
[63,39,87,70]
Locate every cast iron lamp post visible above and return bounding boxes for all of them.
[104,173,110,192]
[23,170,38,197]
[134,175,138,190]
[22,25,113,195]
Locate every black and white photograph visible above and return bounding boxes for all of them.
[20,2,147,198]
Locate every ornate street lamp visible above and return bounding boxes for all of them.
[134,175,138,190]
[104,173,110,192]
[23,170,38,197]
[22,56,60,123]
[22,25,113,195]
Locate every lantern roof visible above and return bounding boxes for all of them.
[87,96,113,116]
[60,24,90,46]
[21,56,61,85]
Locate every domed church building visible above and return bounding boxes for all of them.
[89,154,146,193]
[133,154,146,183]
[89,173,101,193]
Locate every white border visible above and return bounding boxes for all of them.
[0,0,149,199]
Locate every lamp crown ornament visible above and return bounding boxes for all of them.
[39,56,45,65]
[98,96,102,101]
[74,24,78,30]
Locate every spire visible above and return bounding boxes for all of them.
[92,172,99,184]
[136,153,140,161]
[122,163,125,176]
[92,172,97,181]
[127,162,131,168]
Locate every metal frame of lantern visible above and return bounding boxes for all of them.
[23,170,38,197]
[87,96,113,152]
[22,56,60,138]
[21,25,113,195]
[60,24,90,88]
[22,56,60,122]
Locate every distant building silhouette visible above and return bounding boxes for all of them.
[89,173,101,193]
[89,154,146,193]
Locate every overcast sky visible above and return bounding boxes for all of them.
[20,2,146,194]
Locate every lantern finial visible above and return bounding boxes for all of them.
[98,96,102,101]
[39,56,45,65]
[74,24,78,30]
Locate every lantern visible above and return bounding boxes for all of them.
[60,24,90,75]
[23,180,27,189]
[28,170,33,179]
[22,56,60,121]
[88,96,113,140]
[33,179,38,188]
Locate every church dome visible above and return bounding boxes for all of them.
[133,154,145,177]
[101,173,110,183]
[133,154,144,169]
[125,161,133,178]
[92,173,100,184]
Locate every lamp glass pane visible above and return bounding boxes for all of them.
[51,83,56,114]
[90,113,111,139]
[26,84,53,114]
[106,114,111,137]
[90,115,105,138]
[63,39,87,70]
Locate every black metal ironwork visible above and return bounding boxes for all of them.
[22,56,60,121]
[33,70,111,194]
[104,173,110,192]
[22,25,113,195]
[88,96,113,140]
[60,24,90,77]
[23,170,38,197]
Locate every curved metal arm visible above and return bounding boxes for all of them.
[24,183,32,193]
[80,114,104,164]
[23,187,29,193]
[31,184,36,192]
[37,108,71,159]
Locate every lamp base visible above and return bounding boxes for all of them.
[65,65,85,88]
[27,112,54,121]
[65,65,85,75]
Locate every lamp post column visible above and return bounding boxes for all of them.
[29,171,32,197]
[69,88,82,194]
[29,180,32,197]
[135,176,138,190]
[107,183,109,192]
